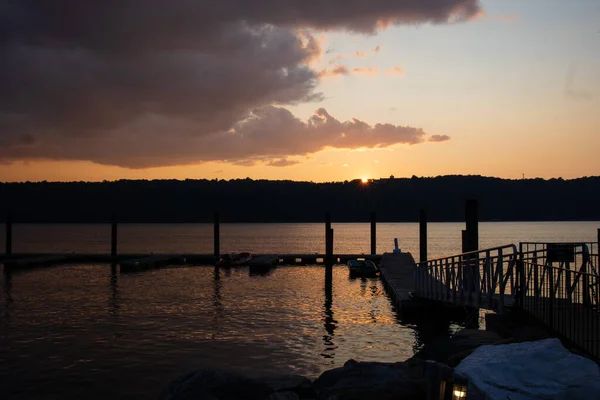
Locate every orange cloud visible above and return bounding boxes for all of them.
[371,45,382,54]
[318,64,350,77]
[429,134,451,142]
[352,67,379,75]
[471,11,517,22]
[319,65,380,77]
[355,51,366,58]
[386,66,405,76]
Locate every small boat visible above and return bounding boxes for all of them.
[347,259,378,277]
[216,252,252,267]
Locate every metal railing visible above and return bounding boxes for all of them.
[519,242,599,359]
[414,244,519,312]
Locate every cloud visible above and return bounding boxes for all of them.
[267,158,300,167]
[352,67,380,75]
[0,0,473,168]
[429,134,451,142]
[372,45,382,54]
[319,65,380,77]
[386,66,405,76]
[318,64,350,77]
[565,64,593,101]
[356,51,367,58]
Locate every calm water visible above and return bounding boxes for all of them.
[1,222,598,399]
[1,221,599,257]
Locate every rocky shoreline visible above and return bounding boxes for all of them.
[159,312,588,400]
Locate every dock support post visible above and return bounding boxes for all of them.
[5,214,12,256]
[370,212,376,255]
[214,211,220,259]
[326,228,334,267]
[465,199,479,252]
[419,209,427,264]
[111,215,118,258]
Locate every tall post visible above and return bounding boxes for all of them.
[461,230,468,253]
[111,215,118,258]
[370,212,376,255]
[465,199,479,252]
[326,228,334,267]
[213,211,220,259]
[5,214,12,256]
[419,209,427,264]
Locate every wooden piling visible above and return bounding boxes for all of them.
[461,230,468,253]
[326,228,334,267]
[419,209,427,264]
[370,212,376,255]
[5,214,12,255]
[597,228,599,255]
[111,216,118,258]
[214,211,220,258]
[465,199,479,252]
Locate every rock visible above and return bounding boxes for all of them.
[412,329,503,364]
[261,374,315,398]
[160,369,273,400]
[265,392,300,400]
[313,359,426,400]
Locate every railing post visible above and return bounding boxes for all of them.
[370,212,376,255]
[214,211,220,259]
[111,215,118,258]
[419,209,427,264]
[498,248,504,313]
[548,267,554,329]
[5,214,12,256]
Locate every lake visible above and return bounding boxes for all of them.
[0,222,598,399]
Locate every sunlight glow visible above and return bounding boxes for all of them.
[361,177,369,183]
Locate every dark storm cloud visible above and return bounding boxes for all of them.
[0,0,471,167]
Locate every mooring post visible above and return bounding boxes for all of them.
[5,214,12,256]
[111,215,118,258]
[370,212,376,255]
[465,199,479,252]
[326,228,334,267]
[214,211,220,259]
[419,209,427,264]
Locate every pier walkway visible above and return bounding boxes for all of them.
[404,242,599,360]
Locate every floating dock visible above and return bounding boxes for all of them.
[2,255,73,271]
[378,252,417,308]
[119,255,187,273]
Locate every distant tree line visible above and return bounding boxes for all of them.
[0,175,599,222]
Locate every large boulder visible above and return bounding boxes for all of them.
[412,329,503,366]
[160,369,273,400]
[313,359,426,400]
[261,374,315,399]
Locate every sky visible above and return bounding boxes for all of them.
[0,0,598,182]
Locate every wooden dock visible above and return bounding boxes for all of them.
[378,252,417,308]
[119,255,187,273]
[2,255,73,271]
[1,253,384,273]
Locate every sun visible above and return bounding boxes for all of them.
[361,177,369,184]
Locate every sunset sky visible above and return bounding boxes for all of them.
[0,0,598,182]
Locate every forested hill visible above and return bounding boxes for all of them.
[1,175,599,222]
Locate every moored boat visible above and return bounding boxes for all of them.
[347,259,378,277]
[216,252,252,267]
